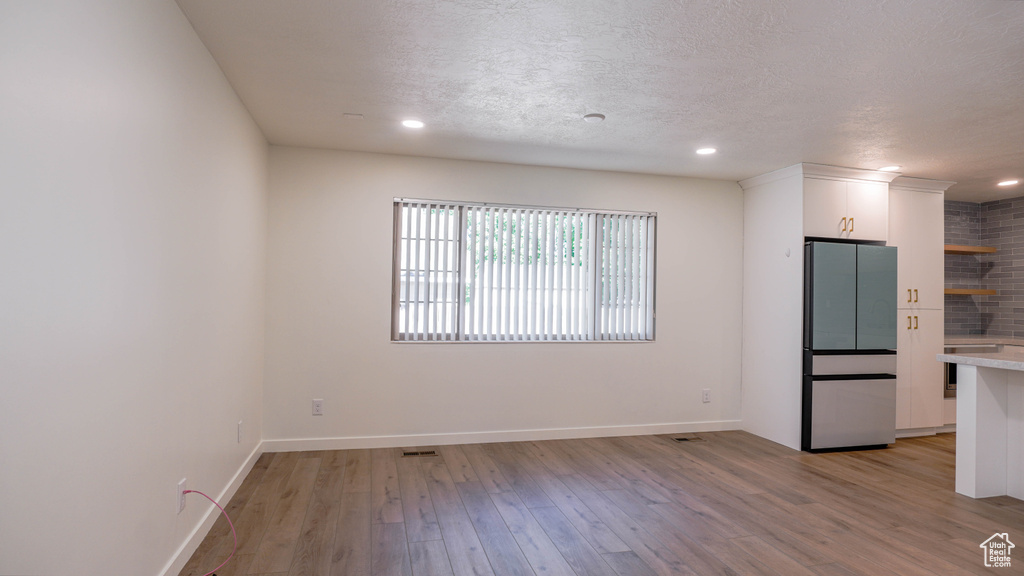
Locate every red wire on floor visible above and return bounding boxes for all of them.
[183,489,237,576]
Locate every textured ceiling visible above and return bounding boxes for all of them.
[175,0,1024,201]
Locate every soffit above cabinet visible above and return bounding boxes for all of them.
[889,176,956,193]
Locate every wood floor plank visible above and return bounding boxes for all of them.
[194,553,253,576]
[548,440,625,491]
[599,489,735,576]
[568,482,698,576]
[251,456,322,573]
[573,438,674,505]
[523,440,578,476]
[488,490,577,576]
[331,491,371,576]
[481,442,554,508]
[233,452,301,558]
[455,481,535,576]
[600,551,659,576]
[531,506,620,576]
[371,448,404,524]
[396,454,442,542]
[808,563,864,576]
[408,540,455,576]
[288,450,346,576]
[460,443,513,494]
[420,459,496,576]
[532,473,630,554]
[887,526,996,574]
[694,536,785,576]
[343,450,372,494]
[727,535,820,576]
[371,522,412,576]
[437,445,479,483]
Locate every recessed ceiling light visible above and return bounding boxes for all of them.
[583,113,605,123]
[696,147,716,155]
[879,165,901,172]
[402,119,424,129]
[998,180,1019,187]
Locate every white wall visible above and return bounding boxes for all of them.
[740,170,805,450]
[264,147,743,449]
[0,2,267,575]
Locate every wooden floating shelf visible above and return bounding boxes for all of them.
[944,244,997,255]
[944,288,997,296]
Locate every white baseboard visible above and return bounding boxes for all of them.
[159,441,265,576]
[261,420,742,452]
[896,424,956,439]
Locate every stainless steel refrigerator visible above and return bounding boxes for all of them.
[802,241,897,451]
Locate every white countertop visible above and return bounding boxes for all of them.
[939,347,1024,372]
[946,335,1024,347]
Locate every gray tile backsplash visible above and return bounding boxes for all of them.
[945,197,1024,336]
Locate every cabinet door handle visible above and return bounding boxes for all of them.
[849,217,855,232]
[840,217,847,232]
[907,289,912,303]
[914,289,918,303]
[908,316,912,329]
[914,315,919,330]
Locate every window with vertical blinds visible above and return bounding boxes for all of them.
[392,199,655,342]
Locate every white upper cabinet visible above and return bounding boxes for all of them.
[803,178,848,238]
[804,177,888,241]
[846,180,890,241]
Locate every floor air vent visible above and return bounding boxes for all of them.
[401,449,438,457]
[671,436,704,443]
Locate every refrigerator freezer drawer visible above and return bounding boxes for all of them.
[803,377,896,451]
[805,352,897,376]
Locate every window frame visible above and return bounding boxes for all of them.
[391,198,657,343]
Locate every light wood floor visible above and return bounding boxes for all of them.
[179,432,1024,576]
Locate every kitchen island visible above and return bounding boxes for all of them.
[938,345,1024,499]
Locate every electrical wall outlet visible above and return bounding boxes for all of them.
[237,420,243,443]
[702,389,711,403]
[312,398,324,416]
[177,478,187,514]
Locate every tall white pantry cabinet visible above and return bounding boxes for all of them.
[740,164,952,451]
[888,176,954,433]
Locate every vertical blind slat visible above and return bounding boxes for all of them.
[467,208,478,340]
[553,212,563,339]
[538,212,547,340]
[440,206,450,340]
[400,204,409,339]
[411,205,421,340]
[586,214,596,341]
[623,215,633,339]
[573,213,580,339]
[503,207,513,339]
[646,217,655,338]
[425,205,435,340]
[492,207,500,340]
